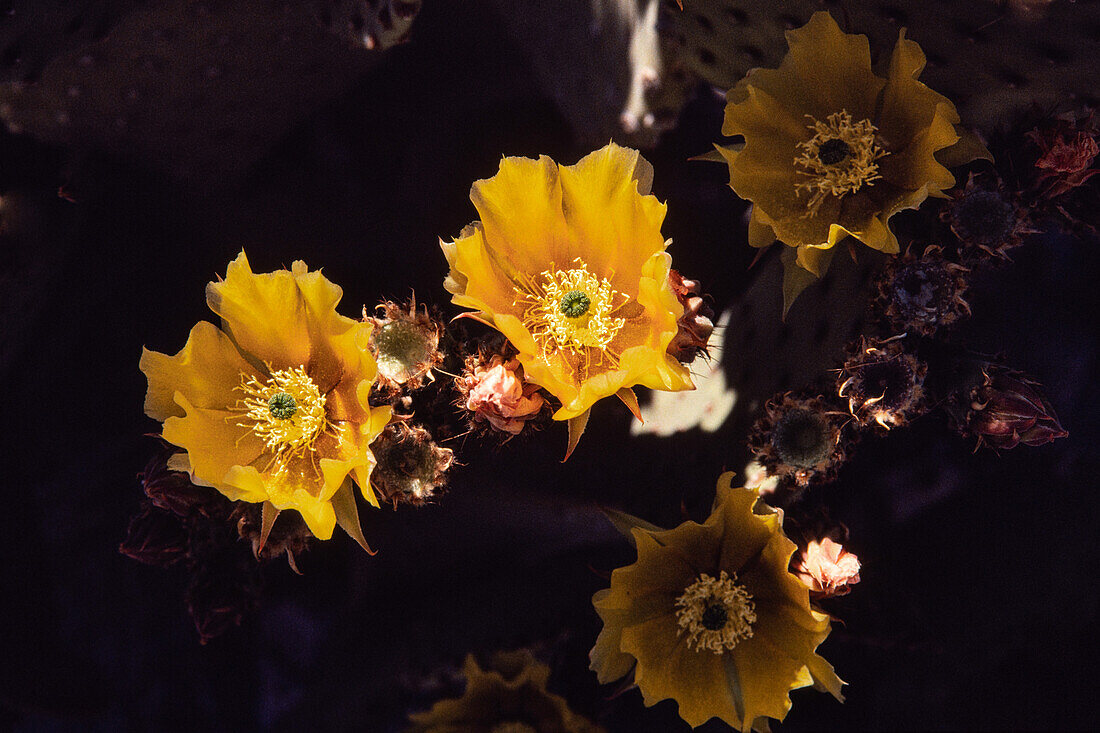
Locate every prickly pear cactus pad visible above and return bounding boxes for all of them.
[0,0,420,186]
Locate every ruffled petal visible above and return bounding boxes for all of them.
[558,142,668,293]
[726,12,883,128]
[140,321,259,421]
[205,251,315,368]
[161,394,265,497]
[624,613,744,729]
[221,464,337,540]
[470,154,573,277]
[727,633,814,728]
[590,589,639,684]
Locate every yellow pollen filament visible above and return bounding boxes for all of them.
[234,366,327,474]
[794,110,885,213]
[517,258,625,370]
[675,571,757,654]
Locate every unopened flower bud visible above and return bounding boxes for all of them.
[666,270,714,363]
[838,336,927,430]
[366,296,444,392]
[792,538,861,598]
[967,366,1068,449]
[457,354,545,436]
[371,424,454,505]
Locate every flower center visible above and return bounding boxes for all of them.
[267,392,297,419]
[794,110,885,212]
[675,571,756,653]
[817,138,852,165]
[559,289,591,318]
[518,259,625,364]
[700,602,729,631]
[235,366,327,470]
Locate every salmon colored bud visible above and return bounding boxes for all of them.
[460,356,545,435]
[792,538,862,598]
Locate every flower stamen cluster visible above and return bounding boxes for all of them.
[234,366,327,474]
[517,259,626,374]
[794,110,885,212]
[675,570,757,653]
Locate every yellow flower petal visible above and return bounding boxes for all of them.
[590,590,639,684]
[140,321,260,421]
[727,633,814,728]
[470,154,572,278]
[747,206,778,249]
[161,394,265,499]
[558,143,667,293]
[728,12,884,128]
[222,464,337,539]
[205,251,314,367]
[624,612,745,729]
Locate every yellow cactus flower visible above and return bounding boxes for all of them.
[590,473,843,731]
[441,143,694,453]
[139,252,392,544]
[716,11,989,313]
[408,649,604,733]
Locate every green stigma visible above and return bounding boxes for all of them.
[559,290,591,318]
[267,392,297,420]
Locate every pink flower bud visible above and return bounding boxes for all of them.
[1027,113,1100,198]
[792,538,861,598]
[461,356,545,435]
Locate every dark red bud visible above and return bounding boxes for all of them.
[968,368,1067,449]
[119,502,188,566]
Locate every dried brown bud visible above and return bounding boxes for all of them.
[838,336,928,430]
[140,443,227,518]
[231,504,314,571]
[119,501,189,567]
[371,423,454,505]
[967,366,1068,449]
[942,174,1037,261]
[666,270,714,363]
[748,393,846,488]
[121,443,268,643]
[877,245,970,337]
